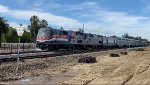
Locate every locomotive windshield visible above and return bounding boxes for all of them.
[52,29,68,35]
[37,28,51,38]
[37,28,69,39]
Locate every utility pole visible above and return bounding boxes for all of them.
[83,24,84,30]
[78,24,85,33]
[82,24,84,33]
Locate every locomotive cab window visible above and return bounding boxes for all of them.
[77,40,82,43]
[90,34,94,37]
[53,29,60,35]
[106,39,108,44]
[99,41,102,44]
[37,28,51,38]
[118,38,121,40]
[60,31,68,35]
[114,39,116,44]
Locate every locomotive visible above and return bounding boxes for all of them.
[36,27,149,50]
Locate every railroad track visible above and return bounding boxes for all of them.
[0,47,145,63]
[0,51,60,62]
[0,49,104,63]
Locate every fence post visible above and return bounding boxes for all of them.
[23,44,24,53]
[11,44,12,54]
[17,44,18,54]
[28,44,29,52]
[4,44,5,54]
[6,44,8,54]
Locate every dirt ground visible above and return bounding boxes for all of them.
[1,47,150,84]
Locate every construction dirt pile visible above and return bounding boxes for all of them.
[1,47,150,84]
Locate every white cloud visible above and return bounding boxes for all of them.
[9,22,28,30]
[0,5,82,29]
[11,10,81,26]
[92,11,150,39]
[0,2,150,40]
[0,5,10,13]
[101,11,148,29]
[9,22,19,28]
[65,2,150,40]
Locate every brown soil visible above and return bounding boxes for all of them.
[1,47,150,84]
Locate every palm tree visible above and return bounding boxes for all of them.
[0,17,9,47]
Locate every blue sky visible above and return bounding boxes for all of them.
[0,0,150,40]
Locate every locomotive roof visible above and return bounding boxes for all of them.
[39,27,148,42]
[44,27,104,36]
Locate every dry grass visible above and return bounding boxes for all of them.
[1,47,150,84]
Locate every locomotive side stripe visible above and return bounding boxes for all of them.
[37,35,75,40]
[49,35,68,39]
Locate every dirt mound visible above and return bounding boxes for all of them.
[78,56,96,63]
[136,48,145,51]
[109,53,120,57]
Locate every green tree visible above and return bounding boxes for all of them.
[78,28,84,33]
[1,33,7,42]
[39,19,48,28]
[122,33,134,39]
[20,31,31,43]
[29,15,40,42]
[28,15,49,43]
[122,33,129,38]
[135,36,142,40]
[122,33,148,41]
[4,27,18,43]
[0,17,9,47]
